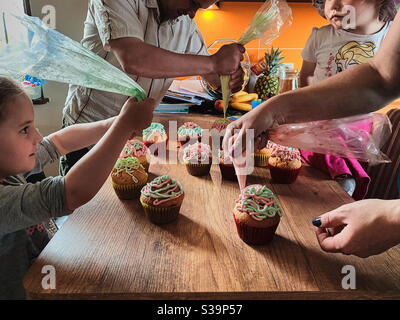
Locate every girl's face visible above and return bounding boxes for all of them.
[0,93,42,179]
[324,0,378,29]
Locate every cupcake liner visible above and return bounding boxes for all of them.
[233,213,280,245]
[112,180,147,200]
[269,165,302,184]
[140,199,181,224]
[219,163,237,181]
[254,153,269,167]
[185,162,212,176]
[141,161,150,172]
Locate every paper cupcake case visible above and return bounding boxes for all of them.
[112,180,147,200]
[268,165,302,184]
[233,214,280,245]
[219,163,237,181]
[184,162,212,176]
[254,153,269,167]
[140,200,181,224]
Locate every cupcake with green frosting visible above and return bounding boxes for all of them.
[233,185,282,245]
[142,122,168,156]
[111,157,148,199]
[140,175,184,224]
[177,122,203,148]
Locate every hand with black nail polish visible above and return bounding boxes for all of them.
[312,199,400,258]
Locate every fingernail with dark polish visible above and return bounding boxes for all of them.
[312,217,321,227]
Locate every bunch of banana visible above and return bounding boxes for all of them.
[230,91,258,112]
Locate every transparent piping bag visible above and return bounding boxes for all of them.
[0,13,146,100]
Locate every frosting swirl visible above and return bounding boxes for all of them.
[235,185,282,220]
[183,142,211,163]
[112,157,144,183]
[211,118,231,132]
[178,122,203,137]
[141,175,183,205]
[120,139,148,158]
[143,123,166,140]
[270,146,301,161]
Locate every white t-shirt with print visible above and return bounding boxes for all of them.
[301,22,392,85]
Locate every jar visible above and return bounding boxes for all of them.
[278,70,299,94]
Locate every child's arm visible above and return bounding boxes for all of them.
[299,60,316,88]
[64,97,156,211]
[48,117,117,156]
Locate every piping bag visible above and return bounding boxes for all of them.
[220,0,292,118]
[0,13,146,100]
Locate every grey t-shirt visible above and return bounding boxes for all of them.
[301,22,392,85]
[0,137,73,299]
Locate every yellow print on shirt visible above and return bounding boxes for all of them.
[335,41,376,72]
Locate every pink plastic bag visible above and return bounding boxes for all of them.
[268,113,392,165]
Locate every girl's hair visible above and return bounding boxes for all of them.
[379,0,397,22]
[0,77,25,123]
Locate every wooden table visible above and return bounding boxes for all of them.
[23,114,400,299]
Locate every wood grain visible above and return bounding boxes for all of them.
[23,114,400,299]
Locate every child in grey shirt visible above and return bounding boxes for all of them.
[0,77,155,299]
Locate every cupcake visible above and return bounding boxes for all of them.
[210,118,232,148]
[182,142,212,176]
[218,149,236,181]
[140,175,184,224]
[111,157,148,200]
[268,146,302,183]
[177,122,203,148]
[254,140,278,167]
[142,123,168,155]
[120,139,150,171]
[233,185,282,245]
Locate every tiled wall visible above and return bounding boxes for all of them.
[194,2,327,70]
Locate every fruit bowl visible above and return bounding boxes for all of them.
[200,39,251,100]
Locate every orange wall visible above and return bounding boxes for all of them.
[194,2,327,70]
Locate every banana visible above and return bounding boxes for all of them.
[230,102,252,112]
[231,93,258,103]
[232,90,248,99]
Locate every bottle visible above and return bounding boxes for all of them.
[278,69,299,94]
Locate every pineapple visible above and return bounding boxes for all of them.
[254,47,284,100]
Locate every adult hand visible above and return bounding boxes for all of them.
[313,199,400,258]
[211,43,245,76]
[222,99,281,157]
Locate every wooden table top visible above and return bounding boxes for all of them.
[23,114,400,299]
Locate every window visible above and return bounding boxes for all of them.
[0,0,30,48]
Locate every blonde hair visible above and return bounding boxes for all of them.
[335,41,376,68]
[0,77,25,123]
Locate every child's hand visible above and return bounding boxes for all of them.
[120,97,156,134]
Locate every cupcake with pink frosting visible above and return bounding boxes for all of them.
[177,121,203,147]
[268,146,302,183]
[120,139,150,171]
[210,118,232,148]
[140,175,184,224]
[233,185,282,245]
[182,142,212,176]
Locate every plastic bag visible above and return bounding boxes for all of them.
[221,0,292,117]
[238,0,292,46]
[0,13,146,101]
[268,113,392,165]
